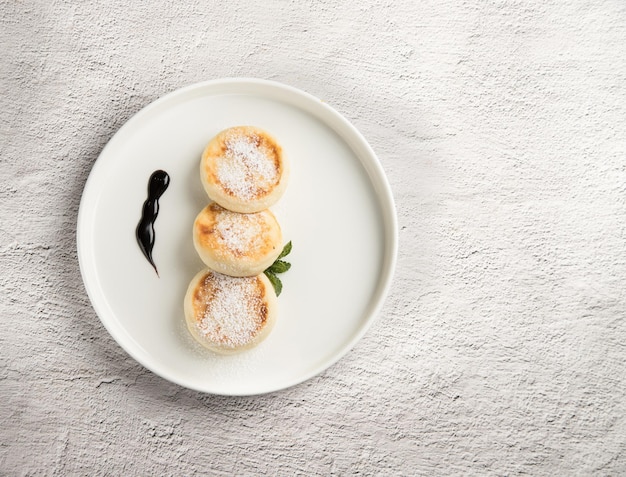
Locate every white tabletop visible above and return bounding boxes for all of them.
[2,1,625,475]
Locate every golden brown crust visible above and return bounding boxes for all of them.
[192,203,282,277]
[200,126,289,213]
[184,269,277,354]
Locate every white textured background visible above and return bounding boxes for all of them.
[2,0,626,475]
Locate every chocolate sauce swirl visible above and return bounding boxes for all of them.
[136,170,170,276]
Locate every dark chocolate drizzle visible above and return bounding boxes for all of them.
[136,170,170,276]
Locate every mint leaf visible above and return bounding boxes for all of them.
[264,241,291,296]
[264,271,283,296]
[268,260,291,274]
[277,241,292,260]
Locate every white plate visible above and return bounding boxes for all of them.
[77,78,397,395]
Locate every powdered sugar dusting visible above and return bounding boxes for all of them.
[215,209,264,255]
[196,272,267,348]
[216,133,278,199]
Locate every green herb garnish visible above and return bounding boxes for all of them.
[267,260,291,274]
[277,241,292,259]
[265,271,283,296]
[264,241,292,296]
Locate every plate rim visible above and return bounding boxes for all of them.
[76,77,398,395]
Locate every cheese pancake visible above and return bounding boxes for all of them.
[193,203,282,277]
[184,269,277,354]
[200,126,289,213]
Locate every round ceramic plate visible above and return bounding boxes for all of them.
[77,78,397,395]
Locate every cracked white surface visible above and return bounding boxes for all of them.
[1,0,625,475]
